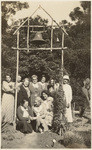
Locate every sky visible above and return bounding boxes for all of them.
[12,1,82,25]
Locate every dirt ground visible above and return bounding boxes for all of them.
[1,110,91,149]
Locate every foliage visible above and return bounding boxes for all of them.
[2,1,90,84]
[52,70,66,133]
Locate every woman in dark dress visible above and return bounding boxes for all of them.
[17,78,31,107]
[17,100,34,133]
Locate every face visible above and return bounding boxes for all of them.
[51,79,54,85]
[34,98,41,107]
[23,101,28,108]
[23,79,29,87]
[42,92,48,100]
[32,78,38,84]
[41,77,46,83]
[17,76,21,82]
[6,76,11,82]
[63,79,68,84]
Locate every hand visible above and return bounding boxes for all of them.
[27,119,31,123]
[29,116,33,120]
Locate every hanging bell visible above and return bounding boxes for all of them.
[31,32,46,45]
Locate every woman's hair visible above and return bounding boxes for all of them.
[21,99,28,106]
[47,85,54,90]
[49,78,55,85]
[32,75,38,80]
[41,75,46,78]
[41,90,49,100]
[23,78,29,83]
[35,97,42,104]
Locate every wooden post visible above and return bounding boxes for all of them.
[27,17,30,52]
[51,19,53,52]
[14,31,19,129]
[61,30,64,85]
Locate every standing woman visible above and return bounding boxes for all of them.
[48,78,59,92]
[39,75,48,91]
[2,75,15,124]
[63,75,73,123]
[29,75,42,106]
[17,78,31,107]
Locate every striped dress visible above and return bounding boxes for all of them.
[1,81,15,124]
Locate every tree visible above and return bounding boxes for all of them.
[2,1,90,83]
[1,1,29,80]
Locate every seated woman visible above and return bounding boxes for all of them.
[32,97,48,133]
[17,99,34,134]
[41,90,53,127]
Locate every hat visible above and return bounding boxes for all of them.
[63,75,70,80]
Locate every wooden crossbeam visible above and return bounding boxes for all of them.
[12,47,67,51]
[13,5,68,36]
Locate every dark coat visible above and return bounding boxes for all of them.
[16,106,33,133]
[17,106,34,121]
[17,85,31,107]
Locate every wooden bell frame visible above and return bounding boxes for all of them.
[12,5,68,129]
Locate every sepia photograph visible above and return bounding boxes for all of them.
[1,0,91,148]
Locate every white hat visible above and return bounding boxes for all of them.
[63,75,70,80]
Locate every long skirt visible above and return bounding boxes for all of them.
[65,105,73,123]
[1,93,14,124]
[16,120,33,133]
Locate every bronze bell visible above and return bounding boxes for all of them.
[31,32,46,45]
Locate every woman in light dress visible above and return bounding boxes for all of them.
[2,75,15,124]
[32,97,48,133]
[63,75,73,123]
[29,75,42,106]
[41,90,53,127]
[39,75,48,90]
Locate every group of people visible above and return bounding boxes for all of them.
[1,74,73,134]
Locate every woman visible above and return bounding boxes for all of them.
[39,75,48,90]
[47,85,55,98]
[29,75,42,106]
[17,78,31,107]
[41,90,53,127]
[16,75,22,92]
[2,75,15,124]
[63,75,73,123]
[32,97,48,133]
[17,99,34,134]
[48,78,59,92]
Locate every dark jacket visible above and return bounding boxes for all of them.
[17,106,34,121]
[17,85,31,107]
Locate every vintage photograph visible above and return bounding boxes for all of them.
[1,0,91,148]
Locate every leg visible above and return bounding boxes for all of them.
[39,118,48,131]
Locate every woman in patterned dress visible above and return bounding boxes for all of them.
[2,75,15,124]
